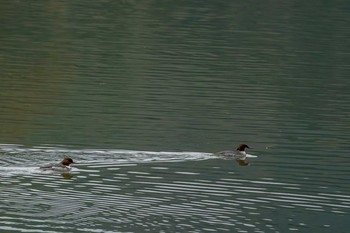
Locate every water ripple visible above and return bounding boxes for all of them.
[0,145,349,232]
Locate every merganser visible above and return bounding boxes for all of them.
[215,144,257,165]
[40,157,75,171]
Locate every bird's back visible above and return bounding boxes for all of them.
[40,162,68,171]
[214,150,246,160]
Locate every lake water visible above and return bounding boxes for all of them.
[1,1,349,232]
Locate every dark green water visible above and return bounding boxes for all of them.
[1,1,349,232]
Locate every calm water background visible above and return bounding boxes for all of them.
[1,1,350,232]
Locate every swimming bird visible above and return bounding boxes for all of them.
[215,144,257,165]
[40,157,75,171]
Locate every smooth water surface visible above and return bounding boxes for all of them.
[1,1,350,232]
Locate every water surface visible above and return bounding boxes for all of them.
[1,1,350,232]
[0,145,349,233]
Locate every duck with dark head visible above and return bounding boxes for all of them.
[40,157,75,171]
[215,144,257,166]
